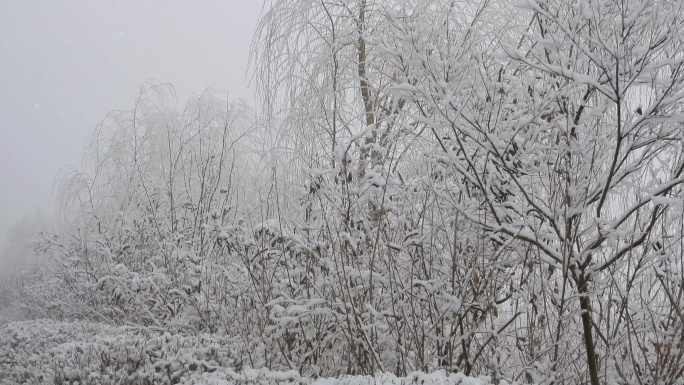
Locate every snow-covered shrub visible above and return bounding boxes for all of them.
[0,319,247,385]
[0,319,511,385]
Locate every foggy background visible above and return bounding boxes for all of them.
[0,0,264,275]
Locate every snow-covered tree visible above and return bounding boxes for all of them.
[7,0,683,383]
[394,0,684,383]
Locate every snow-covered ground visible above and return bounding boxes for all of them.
[0,319,503,385]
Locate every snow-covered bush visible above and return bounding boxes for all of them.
[0,319,510,385]
[0,319,247,384]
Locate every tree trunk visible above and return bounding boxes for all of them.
[577,273,601,385]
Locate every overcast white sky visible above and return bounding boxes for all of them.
[0,1,264,265]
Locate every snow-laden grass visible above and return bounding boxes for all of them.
[0,319,505,385]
